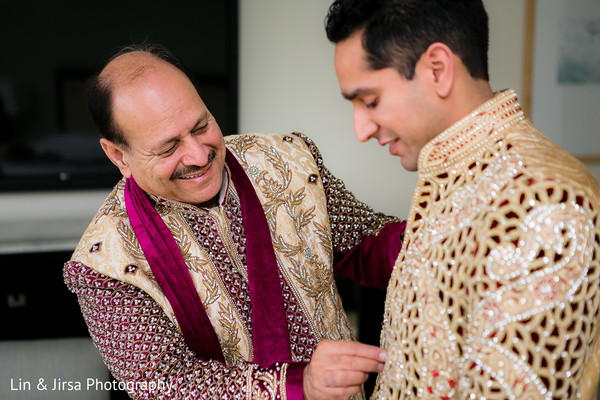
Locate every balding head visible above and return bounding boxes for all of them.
[86,44,199,146]
[94,43,226,206]
[99,51,160,92]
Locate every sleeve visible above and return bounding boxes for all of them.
[291,132,406,289]
[64,261,306,400]
[461,188,600,398]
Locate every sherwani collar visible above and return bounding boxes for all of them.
[418,89,525,175]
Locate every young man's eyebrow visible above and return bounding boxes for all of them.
[342,87,370,101]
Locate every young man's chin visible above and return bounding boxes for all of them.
[387,138,404,157]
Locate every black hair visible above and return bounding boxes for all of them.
[325,0,489,81]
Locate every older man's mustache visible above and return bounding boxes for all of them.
[170,149,217,180]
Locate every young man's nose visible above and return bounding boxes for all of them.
[353,109,379,142]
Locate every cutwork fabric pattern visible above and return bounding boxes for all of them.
[373,90,600,400]
[65,132,399,399]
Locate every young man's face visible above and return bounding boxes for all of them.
[103,57,226,206]
[334,31,442,171]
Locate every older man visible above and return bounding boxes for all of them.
[326,0,600,398]
[64,44,405,400]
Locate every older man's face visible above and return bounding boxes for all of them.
[104,57,226,206]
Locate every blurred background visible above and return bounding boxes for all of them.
[0,0,598,398]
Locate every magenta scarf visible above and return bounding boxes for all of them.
[124,149,291,368]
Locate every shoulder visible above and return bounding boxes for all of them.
[505,120,600,206]
[225,132,323,165]
[225,132,315,150]
[70,178,152,284]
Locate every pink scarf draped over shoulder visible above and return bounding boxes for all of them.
[124,149,291,368]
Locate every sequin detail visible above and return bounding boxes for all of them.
[66,133,398,400]
[374,90,600,400]
[90,242,102,253]
[64,262,291,399]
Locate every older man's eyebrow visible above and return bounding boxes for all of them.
[190,115,207,131]
[154,134,179,153]
[154,114,207,151]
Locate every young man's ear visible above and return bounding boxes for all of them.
[100,138,132,178]
[419,42,454,98]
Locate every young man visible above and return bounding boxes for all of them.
[65,44,406,399]
[326,0,600,398]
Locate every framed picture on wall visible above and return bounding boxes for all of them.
[524,0,600,163]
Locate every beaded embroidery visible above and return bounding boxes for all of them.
[374,90,600,400]
[66,133,397,399]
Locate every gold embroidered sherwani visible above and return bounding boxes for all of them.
[65,132,403,399]
[373,90,600,400]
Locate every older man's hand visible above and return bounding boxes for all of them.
[303,339,386,400]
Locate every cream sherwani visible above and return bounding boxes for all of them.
[374,90,600,399]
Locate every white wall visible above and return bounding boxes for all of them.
[484,0,528,98]
[530,0,600,156]
[0,189,108,253]
[2,1,598,251]
[239,0,528,218]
